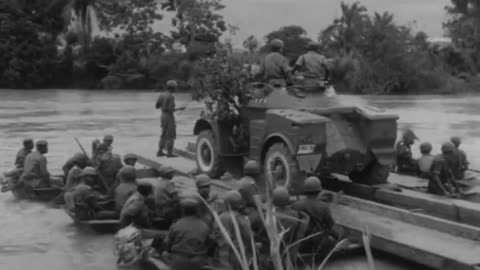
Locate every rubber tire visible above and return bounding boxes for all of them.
[349,160,390,185]
[264,142,301,189]
[195,130,223,179]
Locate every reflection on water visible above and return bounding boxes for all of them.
[1,89,477,270]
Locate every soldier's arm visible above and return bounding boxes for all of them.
[39,156,50,179]
[155,95,163,110]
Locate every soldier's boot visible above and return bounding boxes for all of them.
[166,140,177,158]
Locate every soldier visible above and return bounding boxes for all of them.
[155,80,186,158]
[256,39,293,88]
[63,152,89,178]
[94,144,123,191]
[15,138,34,169]
[272,187,302,253]
[395,129,418,175]
[195,174,222,226]
[103,135,114,150]
[292,176,338,251]
[21,140,62,190]
[417,142,434,179]
[119,182,153,228]
[214,190,253,270]
[113,166,138,213]
[450,136,469,180]
[154,178,180,221]
[123,153,137,167]
[429,142,460,196]
[292,41,329,91]
[64,153,90,192]
[162,195,212,268]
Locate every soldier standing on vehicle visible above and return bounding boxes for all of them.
[256,39,293,88]
[292,176,338,252]
[450,136,469,180]
[395,129,419,175]
[292,42,329,92]
[155,80,186,158]
[417,142,434,179]
[428,142,460,196]
[15,139,34,169]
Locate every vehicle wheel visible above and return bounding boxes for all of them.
[264,143,301,190]
[196,130,223,178]
[349,159,390,185]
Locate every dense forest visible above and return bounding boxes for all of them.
[0,0,479,94]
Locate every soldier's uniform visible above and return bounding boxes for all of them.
[429,155,456,195]
[21,150,50,189]
[156,80,178,156]
[257,39,292,87]
[113,166,137,213]
[15,148,31,169]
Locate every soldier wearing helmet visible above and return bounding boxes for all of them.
[428,142,459,196]
[272,187,302,254]
[160,194,212,267]
[20,140,63,190]
[155,80,186,158]
[15,138,34,169]
[256,39,293,88]
[215,190,253,270]
[103,135,114,149]
[395,129,419,175]
[450,136,469,180]
[237,176,264,241]
[119,182,153,228]
[292,41,329,92]
[64,167,111,220]
[292,176,337,250]
[195,174,222,226]
[113,166,138,212]
[417,142,434,179]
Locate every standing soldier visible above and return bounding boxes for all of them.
[256,39,293,88]
[429,142,460,196]
[450,136,469,180]
[292,41,329,92]
[395,129,418,175]
[155,80,186,158]
[15,139,34,169]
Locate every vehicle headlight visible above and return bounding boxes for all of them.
[297,144,316,155]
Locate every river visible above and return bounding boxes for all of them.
[1,89,479,270]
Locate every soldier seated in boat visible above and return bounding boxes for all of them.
[155,195,213,268]
[103,135,114,151]
[122,154,137,167]
[15,138,34,169]
[154,178,181,221]
[395,129,419,175]
[64,167,114,220]
[451,136,469,180]
[93,143,123,192]
[20,140,63,191]
[417,142,434,179]
[195,174,223,227]
[113,166,138,213]
[292,176,338,253]
[119,182,153,229]
[428,142,461,196]
[64,153,90,192]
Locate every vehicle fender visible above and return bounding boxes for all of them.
[193,118,224,154]
[261,133,296,162]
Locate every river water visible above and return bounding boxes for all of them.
[1,89,479,270]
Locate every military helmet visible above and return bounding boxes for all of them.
[303,176,322,193]
[238,176,257,194]
[167,80,178,88]
[441,142,455,154]
[269,39,285,49]
[244,160,261,176]
[419,142,432,154]
[23,138,33,145]
[195,174,211,188]
[272,187,290,207]
[103,135,114,141]
[224,190,243,209]
[402,129,418,141]
[123,153,137,162]
[307,41,321,50]
[36,140,48,146]
[450,136,461,147]
[118,165,136,181]
[81,166,97,177]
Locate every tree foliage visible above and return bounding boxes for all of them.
[243,35,260,53]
